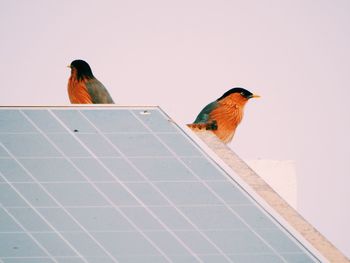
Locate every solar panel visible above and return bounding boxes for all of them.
[0,107,321,263]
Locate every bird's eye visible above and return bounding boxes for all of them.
[240,92,245,96]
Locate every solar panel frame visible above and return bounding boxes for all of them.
[0,106,325,263]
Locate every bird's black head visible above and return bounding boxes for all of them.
[69,59,94,80]
[217,87,257,101]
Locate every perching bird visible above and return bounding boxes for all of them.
[187,87,259,143]
[67,59,114,104]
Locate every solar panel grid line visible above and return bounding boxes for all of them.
[0,181,228,186]
[47,109,195,263]
[0,198,59,263]
[74,109,234,263]
[0,178,228,183]
[0,228,289,234]
[131,110,297,263]
[2,157,63,160]
[0,155,205,159]
[0,131,181,136]
[0,203,250,209]
[126,155,203,159]
[1,229,294,236]
[18,110,122,263]
[0,147,90,263]
[1,157,68,160]
[1,229,260,235]
[0,132,39,135]
[74,111,237,262]
[0,225,286,235]
[3,256,79,263]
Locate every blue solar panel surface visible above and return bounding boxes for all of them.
[0,107,320,263]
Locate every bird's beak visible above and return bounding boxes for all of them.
[251,94,260,99]
[67,65,71,68]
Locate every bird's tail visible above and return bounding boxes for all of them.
[187,120,218,131]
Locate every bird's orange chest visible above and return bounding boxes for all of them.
[67,77,92,104]
[209,97,246,143]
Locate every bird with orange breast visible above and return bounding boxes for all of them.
[187,87,260,143]
[67,59,114,104]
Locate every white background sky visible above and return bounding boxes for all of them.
[1,0,349,258]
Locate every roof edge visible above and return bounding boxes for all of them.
[192,130,349,263]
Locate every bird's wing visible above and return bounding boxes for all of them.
[86,78,115,104]
[193,101,218,123]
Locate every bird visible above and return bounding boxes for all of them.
[187,87,260,143]
[67,59,114,104]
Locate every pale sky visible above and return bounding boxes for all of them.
[1,0,349,258]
